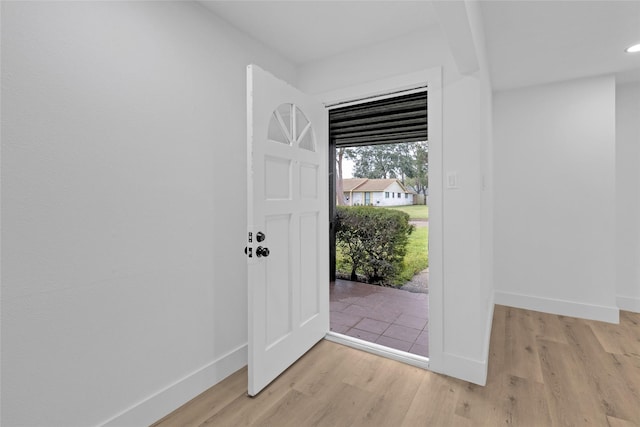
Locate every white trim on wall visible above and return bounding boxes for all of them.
[430,292,494,386]
[317,67,444,375]
[319,70,434,108]
[99,344,247,427]
[326,86,427,110]
[494,290,620,324]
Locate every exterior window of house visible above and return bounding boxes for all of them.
[405,193,408,199]
[392,193,395,198]
[385,192,389,198]
[397,192,401,198]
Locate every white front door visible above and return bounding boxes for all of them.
[246,65,329,396]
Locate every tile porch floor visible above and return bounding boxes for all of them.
[329,279,429,357]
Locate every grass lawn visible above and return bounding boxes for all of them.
[394,225,428,285]
[336,225,428,287]
[379,204,428,220]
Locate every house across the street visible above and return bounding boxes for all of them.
[342,178,415,206]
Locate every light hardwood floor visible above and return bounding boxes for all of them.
[153,306,640,426]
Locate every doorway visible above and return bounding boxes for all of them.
[327,89,430,364]
[245,64,443,393]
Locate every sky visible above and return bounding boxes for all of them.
[342,158,354,178]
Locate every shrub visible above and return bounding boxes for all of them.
[335,206,413,286]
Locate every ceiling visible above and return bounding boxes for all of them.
[201,0,640,90]
[481,0,640,90]
[201,1,439,65]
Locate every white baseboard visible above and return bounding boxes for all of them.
[430,352,488,386]
[480,295,495,384]
[617,295,640,313]
[99,344,247,427]
[429,297,494,387]
[494,291,619,324]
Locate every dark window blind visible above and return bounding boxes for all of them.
[329,91,427,147]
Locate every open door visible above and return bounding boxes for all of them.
[246,65,329,396]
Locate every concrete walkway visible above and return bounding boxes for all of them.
[400,268,429,294]
[330,279,429,356]
[409,219,428,228]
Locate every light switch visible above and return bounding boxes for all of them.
[447,172,458,189]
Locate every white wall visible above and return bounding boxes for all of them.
[300,17,494,385]
[441,0,495,384]
[344,190,413,206]
[0,2,296,425]
[493,76,618,322]
[348,191,363,205]
[381,182,412,206]
[372,191,384,206]
[298,27,459,95]
[466,0,495,374]
[616,81,640,312]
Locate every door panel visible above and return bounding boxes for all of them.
[246,65,328,396]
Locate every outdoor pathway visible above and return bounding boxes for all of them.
[330,279,428,357]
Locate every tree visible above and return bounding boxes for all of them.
[394,143,418,184]
[344,142,426,186]
[345,145,398,180]
[336,147,347,206]
[406,141,428,198]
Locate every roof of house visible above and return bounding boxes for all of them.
[342,178,368,192]
[342,178,410,193]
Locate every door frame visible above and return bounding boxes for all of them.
[318,68,443,369]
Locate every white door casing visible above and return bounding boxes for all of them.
[246,65,329,396]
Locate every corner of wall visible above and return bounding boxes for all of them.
[616,295,640,313]
[615,80,640,315]
[431,354,488,387]
[429,294,494,387]
[432,1,479,75]
[481,292,495,380]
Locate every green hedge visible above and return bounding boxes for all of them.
[335,206,413,286]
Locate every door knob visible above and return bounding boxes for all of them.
[256,246,270,258]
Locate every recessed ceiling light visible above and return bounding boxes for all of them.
[626,43,640,53]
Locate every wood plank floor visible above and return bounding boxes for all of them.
[153,306,640,426]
